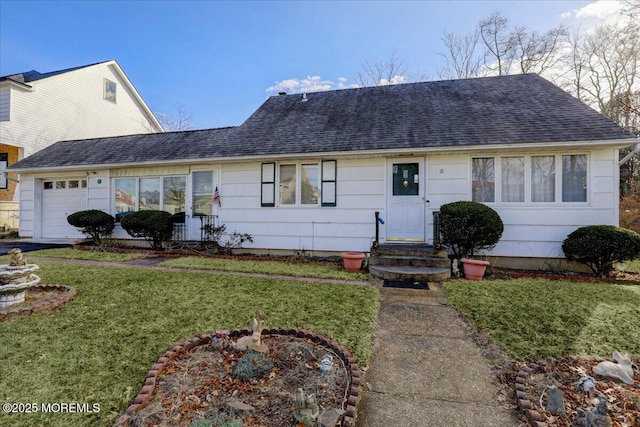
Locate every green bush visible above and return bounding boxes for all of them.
[439,201,504,263]
[233,352,274,382]
[120,210,172,250]
[67,210,115,245]
[562,225,640,277]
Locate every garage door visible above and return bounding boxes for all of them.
[42,179,88,239]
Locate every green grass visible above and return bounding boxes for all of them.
[621,258,640,273]
[25,248,147,262]
[159,256,370,280]
[0,261,378,427]
[445,278,640,361]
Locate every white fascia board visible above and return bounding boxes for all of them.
[0,79,33,91]
[10,138,637,174]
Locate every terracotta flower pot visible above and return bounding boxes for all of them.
[341,252,365,272]
[461,258,490,280]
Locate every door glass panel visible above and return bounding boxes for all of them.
[392,163,419,196]
[192,171,213,216]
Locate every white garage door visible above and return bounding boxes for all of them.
[42,178,88,239]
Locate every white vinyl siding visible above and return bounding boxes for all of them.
[0,86,10,121]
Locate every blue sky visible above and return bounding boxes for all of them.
[0,0,621,129]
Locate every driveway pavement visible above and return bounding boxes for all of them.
[0,240,72,255]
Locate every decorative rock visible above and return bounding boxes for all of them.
[318,408,345,427]
[576,397,612,427]
[546,386,566,416]
[592,351,635,385]
[302,347,317,362]
[225,397,255,417]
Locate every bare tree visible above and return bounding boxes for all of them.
[511,25,568,75]
[156,103,194,131]
[355,48,428,87]
[438,30,484,79]
[479,11,514,76]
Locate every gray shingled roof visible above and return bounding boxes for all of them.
[10,73,636,171]
[0,61,110,85]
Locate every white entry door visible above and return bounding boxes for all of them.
[386,159,425,241]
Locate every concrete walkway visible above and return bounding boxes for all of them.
[357,283,521,427]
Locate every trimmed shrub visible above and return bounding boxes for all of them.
[439,201,504,263]
[562,225,640,277]
[120,210,172,250]
[67,210,115,245]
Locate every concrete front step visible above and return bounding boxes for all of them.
[371,243,448,258]
[369,255,451,269]
[369,265,451,283]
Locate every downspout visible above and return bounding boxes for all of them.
[619,142,640,166]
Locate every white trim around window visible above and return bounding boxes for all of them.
[261,160,336,207]
[471,153,589,205]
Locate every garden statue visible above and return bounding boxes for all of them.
[1,248,41,307]
[8,248,27,266]
[576,397,612,427]
[593,351,635,385]
[232,317,268,353]
[293,388,319,426]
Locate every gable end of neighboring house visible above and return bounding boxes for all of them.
[0,60,163,227]
[9,74,637,265]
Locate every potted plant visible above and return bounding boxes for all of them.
[460,258,490,280]
[439,201,503,280]
[341,251,365,272]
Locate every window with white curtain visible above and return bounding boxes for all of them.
[562,155,587,202]
[501,157,525,203]
[531,156,556,203]
[472,157,495,203]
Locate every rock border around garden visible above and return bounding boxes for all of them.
[514,363,549,427]
[114,328,362,427]
[0,285,77,321]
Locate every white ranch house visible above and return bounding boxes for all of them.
[9,74,637,264]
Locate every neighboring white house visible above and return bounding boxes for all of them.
[9,74,637,264]
[0,60,163,228]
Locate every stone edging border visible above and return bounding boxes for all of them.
[515,363,549,427]
[0,285,77,321]
[114,328,362,427]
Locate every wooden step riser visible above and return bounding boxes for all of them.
[369,266,451,282]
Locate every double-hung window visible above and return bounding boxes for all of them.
[261,160,336,207]
[471,154,588,204]
[0,153,8,190]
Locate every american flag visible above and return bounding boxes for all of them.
[213,186,221,207]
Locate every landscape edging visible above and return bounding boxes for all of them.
[114,328,362,427]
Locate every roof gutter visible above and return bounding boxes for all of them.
[8,138,636,174]
[619,142,640,166]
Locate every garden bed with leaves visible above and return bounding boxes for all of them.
[514,357,640,427]
[116,330,361,427]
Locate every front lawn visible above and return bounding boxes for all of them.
[158,256,370,281]
[0,261,378,427]
[445,278,640,361]
[27,247,147,262]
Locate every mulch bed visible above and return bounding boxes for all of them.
[514,357,640,427]
[115,330,362,427]
[0,285,76,321]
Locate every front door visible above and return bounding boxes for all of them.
[386,160,425,241]
[189,170,216,240]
